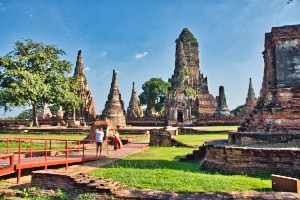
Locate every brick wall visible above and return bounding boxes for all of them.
[229,132,300,145]
[201,144,300,178]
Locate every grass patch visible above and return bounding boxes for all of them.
[131,135,150,143]
[89,147,271,192]
[174,134,228,146]
[0,133,86,140]
[203,126,238,131]
[0,134,86,154]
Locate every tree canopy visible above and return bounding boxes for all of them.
[230,105,244,116]
[0,39,82,126]
[138,78,170,116]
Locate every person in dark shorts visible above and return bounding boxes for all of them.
[95,127,105,156]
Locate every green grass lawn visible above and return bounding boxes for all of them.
[0,133,86,140]
[174,134,228,146]
[202,126,238,131]
[0,134,87,153]
[89,147,271,192]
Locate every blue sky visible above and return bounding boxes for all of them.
[0,0,300,117]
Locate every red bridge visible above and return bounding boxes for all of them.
[0,137,107,184]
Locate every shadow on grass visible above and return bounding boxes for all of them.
[100,158,271,180]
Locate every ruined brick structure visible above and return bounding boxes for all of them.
[214,86,230,117]
[239,24,300,132]
[101,70,126,128]
[200,25,300,177]
[239,78,257,117]
[38,103,52,120]
[127,82,143,119]
[65,50,96,125]
[164,28,217,125]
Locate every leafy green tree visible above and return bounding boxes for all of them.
[139,78,170,115]
[17,109,33,119]
[49,104,60,114]
[231,105,244,116]
[0,39,82,126]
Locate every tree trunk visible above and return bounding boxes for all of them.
[32,103,39,127]
[73,107,76,120]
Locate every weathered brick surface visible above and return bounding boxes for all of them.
[65,50,97,124]
[201,144,300,177]
[240,24,300,133]
[229,132,300,145]
[164,28,218,125]
[149,128,193,147]
[126,82,143,119]
[101,70,126,128]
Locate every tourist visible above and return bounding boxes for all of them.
[113,128,123,151]
[95,127,104,156]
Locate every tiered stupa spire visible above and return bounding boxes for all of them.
[127,82,143,118]
[164,28,217,125]
[102,70,126,128]
[242,78,257,115]
[66,50,96,124]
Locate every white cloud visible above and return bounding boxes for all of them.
[105,70,109,74]
[30,14,33,18]
[99,51,107,58]
[135,52,148,59]
[85,67,90,71]
[0,3,6,11]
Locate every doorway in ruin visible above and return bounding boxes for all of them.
[177,110,183,122]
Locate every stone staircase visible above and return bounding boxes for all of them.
[180,145,206,162]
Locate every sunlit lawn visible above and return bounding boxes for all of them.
[174,134,228,146]
[202,126,238,131]
[0,134,87,153]
[0,133,87,140]
[89,147,271,192]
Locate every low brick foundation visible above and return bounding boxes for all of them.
[229,132,300,145]
[31,170,126,195]
[178,128,230,134]
[200,144,300,177]
[149,128,193,147]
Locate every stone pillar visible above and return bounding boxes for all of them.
[215,86,230,116]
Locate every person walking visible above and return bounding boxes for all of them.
[95,127,105,156]
[113,129,123,151]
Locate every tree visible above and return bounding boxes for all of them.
[17,109,33,119]
[0,39,82,126]
[138,78,170,116]
[230,105,244,116]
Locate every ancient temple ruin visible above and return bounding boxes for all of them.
[214,86,230,117]
[198,25,300,177]
[239,24,300,132]
[164,28,217,125]
[38,103,52,120]
[127,82,143,118]
[239,78,257,117]
[101,70,126,128]
[65,50,96,125]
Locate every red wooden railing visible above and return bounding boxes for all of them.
[0,153,14,176]
[0,137,109,183]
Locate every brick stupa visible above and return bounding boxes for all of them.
[239,25,300,132]
[240,78,257,116]
[65,50,96,125]
[127,82,143,118]
[101,70,126,128]
[164,28,217,125]
[215,86,230,117]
